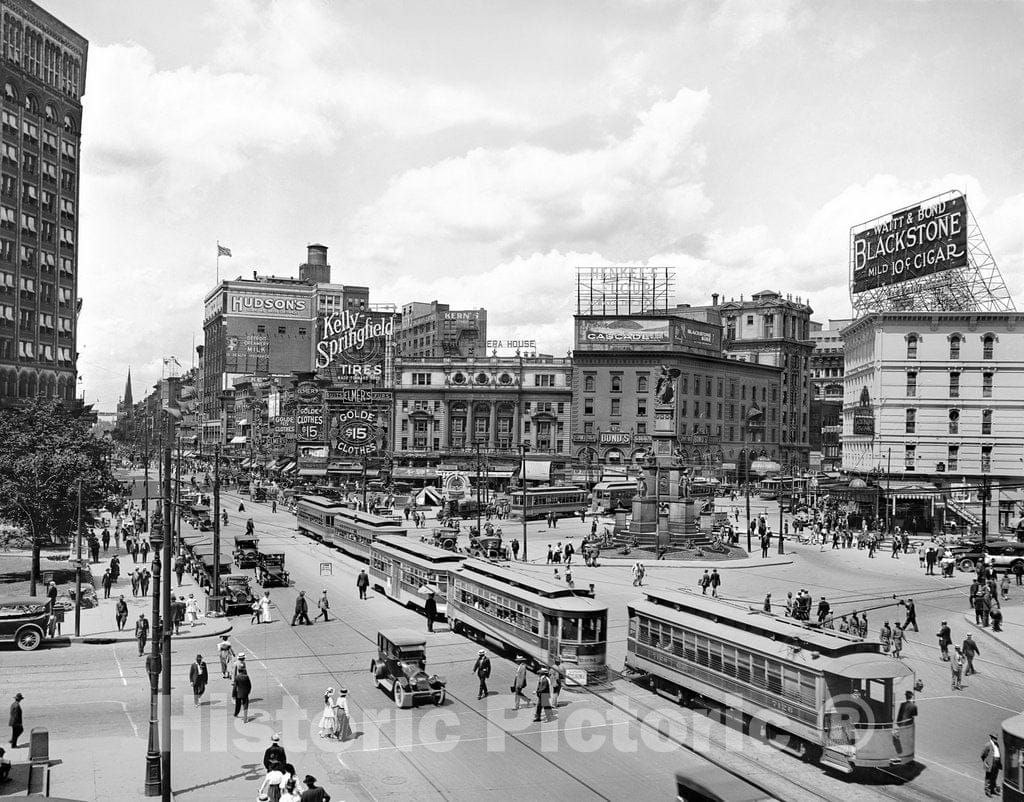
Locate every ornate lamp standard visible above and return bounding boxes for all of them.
[144,507,164,796]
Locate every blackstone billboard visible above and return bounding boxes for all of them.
[851,193,969,293]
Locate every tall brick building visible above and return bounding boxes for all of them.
[0,1,87,405]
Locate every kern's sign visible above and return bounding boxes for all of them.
[851,193,969,293]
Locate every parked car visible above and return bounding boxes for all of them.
[219,574,257,615]
[233,536,260,569]
[256,553,290,587]
[0,597,51,651]
[988,543,1024,573]
[950,539,1015,573]
[370,629,446,708]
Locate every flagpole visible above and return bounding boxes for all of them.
[216,241,221,283]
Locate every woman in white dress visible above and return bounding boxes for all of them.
[260,591,273,624]
[333,688,352,741]
[185,594,200,627]
[317,688,337,738]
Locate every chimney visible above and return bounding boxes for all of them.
[712,293,719,306]
[299,243,331,284]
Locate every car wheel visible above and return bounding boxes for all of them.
[434,688,446,706]
[16,627,41,651]
[394,685,407,708]
[958,558,976,573]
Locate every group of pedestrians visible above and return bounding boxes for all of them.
[471,650,562,723]
[258,733,333,801]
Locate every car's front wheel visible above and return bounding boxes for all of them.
[958,557,976,573]
[16,626,41,651]
[394,684,407,708]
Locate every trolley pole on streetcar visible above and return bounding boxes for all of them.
[520,444,530,561]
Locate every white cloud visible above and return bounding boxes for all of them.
[711,0,801,51]
[345,87,712,270]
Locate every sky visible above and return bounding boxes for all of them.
[46,0,1024,411]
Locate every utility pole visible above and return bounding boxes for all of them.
[160,413,173,802]
[981,475,990,551]
[475,441,482,536]
[520,444,530,561]
[74,478,82,637]
[143,422,150,532]
[211,443,221,616]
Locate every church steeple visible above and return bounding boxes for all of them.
[123,367,133,409]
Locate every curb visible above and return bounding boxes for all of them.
[960,612,1024,661]
[73,622,234,645]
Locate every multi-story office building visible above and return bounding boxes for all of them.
[842,311,1024,532]
[712,291,814,467]
[809,319,852,471]
[0,2,86,405]
[571,313,783,480]
[390,354,571,484]
[395,300,486,358]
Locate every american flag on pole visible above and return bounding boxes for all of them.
[217,244,232,257]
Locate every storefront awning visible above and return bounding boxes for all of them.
[524,461,551,482]
[281,461,296,474]
[298,468,327,477]
[229,436,247,444]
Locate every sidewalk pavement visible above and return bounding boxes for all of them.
[67,535,232,645]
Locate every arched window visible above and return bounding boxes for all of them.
[949,334,962,360]
[3,81,16,102]
[584,375,595,392]
[23,94,36,114]
[982,334,995,360]
[906,334,918,360]
[605,448,623,465]
[62,113,75,133]
[43,103,55,122]
[610,376,621,392]
[948,409,959,435]
[636,375,648,393]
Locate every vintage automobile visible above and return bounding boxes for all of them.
[466,534,508,561]
[370,629,446,708]
[428,527,460,551]
[233,536,260,569]
[0,596,51,651]
[220,574,257,615]
[256,553,290,587]
[950,539,1015,573]
[253,486,267,502]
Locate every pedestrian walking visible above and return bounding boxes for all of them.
[8,693,23,749]
[356,570,369,600]
[174,555,185,587]
[763,593,772,613]
[299,775,331,802]
[140,540,150,564]
[565,566,574,588]
[511,656,531,710]
[173,596,186,635]
[511,539,520,561]
[816,597,830,624]
[709,569,721,598]
[333,689,352,741]
[291,591,311,626]
[262,732,287,771]
[982,733,1002,797]
[533,668,555,722]
[185,594,201,627]
[140,569,151,597]
[250,598,262,625]
[315,590,330,623]
[130,569,140,597]
[110,555,120,584]
[632,562,645,587]
[1001,574,1011,601]
[115,595,128,631]
[963,634,980,675]
[699,569,710,594]
[472,649,491,699]
[784,592,794,617]
[258,762,286,802]
[272,500,278,514]
[135,613,149,656]
[991,605,1004,633]
[189,654,208,707]
[899,598,919,632]
[260,591,274,623]
[551,658,564,708]
[897,690,918,726]
[217,635,235,678]
[880,622,892,653]
[937,621,952,661]
[892,624,904,659]
[232,654,252,722]
[101,529,110,553]
[317,689,338,738]
[102,570,113,599]
[546,545,554,565]
[424,591,437,633]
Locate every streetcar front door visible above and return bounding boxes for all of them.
[544,614,560,663]
[390,560,402,603]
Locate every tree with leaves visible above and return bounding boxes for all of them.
[0,398,121,595]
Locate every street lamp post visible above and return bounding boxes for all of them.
[74,478,83,636]
[474,442,482,536]
[520,444,530,561]
[144,505,164,797]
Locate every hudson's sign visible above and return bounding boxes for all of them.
[228,292,310,318]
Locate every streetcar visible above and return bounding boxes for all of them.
[589,480,639,514]
[1003,713,1024,801]
[625,589,916,773]
[369,535,466,617]
[295,495,351,546]
[675,765,778,802]
[330,505,408,562]
[509,485,588,520]
[447,558,608,678]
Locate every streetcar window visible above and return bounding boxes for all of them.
[684,631,696,662]
[735,651,751,684]
[766,662,783,695]
[627,615,636,639]
[1007,737,1022,791]
[750,655,766,686]
[708,641,722,673]
[721,645,736,677]
[562,617,580,641]
[695,635,710,667]
[581,617,602,643]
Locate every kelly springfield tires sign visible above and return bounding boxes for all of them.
[851,192,969,293]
